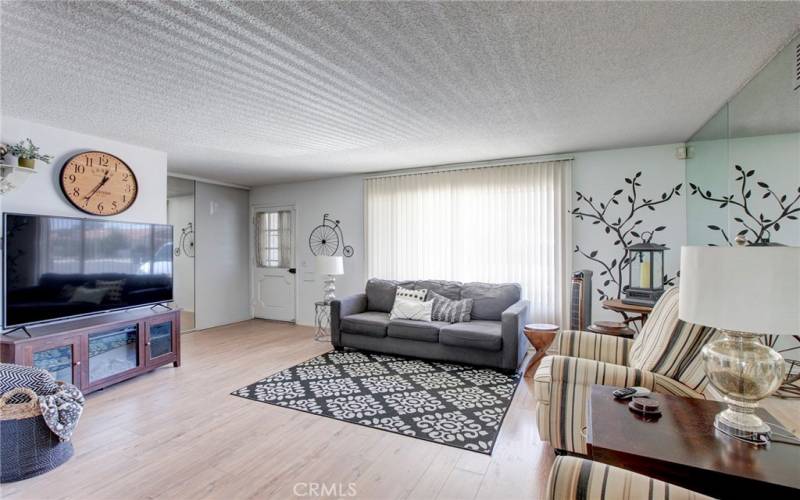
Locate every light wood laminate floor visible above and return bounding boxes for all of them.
[5,320,797,500]
[2,320,555,500]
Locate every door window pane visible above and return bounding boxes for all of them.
[256,211,292,268]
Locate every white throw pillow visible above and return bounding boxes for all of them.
[395,286,427,302]
[390,297,433,321]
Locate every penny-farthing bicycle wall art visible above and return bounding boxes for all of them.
[175,222,195,258]
[308,213,354,257]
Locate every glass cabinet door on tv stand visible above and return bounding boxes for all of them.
[87,324,141,386]
[145,314,179,367]
[29,336,83,386]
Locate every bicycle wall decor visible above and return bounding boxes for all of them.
[308,213,354,257]
[175,222,195,258]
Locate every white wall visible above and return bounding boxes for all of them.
[1,116,168,327]
[572,144,687,322]
[250,175,364,326]
[195,182,251,330]
[1,116,167,223]
[167,194,195,313]
[251,144,687,327]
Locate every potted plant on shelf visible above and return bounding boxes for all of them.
[8,138,53,169]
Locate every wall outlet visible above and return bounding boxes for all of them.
[675,146,688,160]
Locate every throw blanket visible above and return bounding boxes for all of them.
[0,363,85,441]
[39,383,85,441]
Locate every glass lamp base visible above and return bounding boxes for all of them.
[702,330,785,446]
[323,275,336,304]
[714,409,771,445]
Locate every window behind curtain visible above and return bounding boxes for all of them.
[255,210,292,268]
[364,160,572,324]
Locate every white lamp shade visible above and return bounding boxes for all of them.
[679,246,800,335]
[316,255,344,276]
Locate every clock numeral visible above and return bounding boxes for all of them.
[98,156,109,167]
[125,184,132,193]
[114,163,119,172]
[72,187,80,197]
[112,201,118,211]
[97,202,104,213]
[85,157,93,167]
[74,164,85,174]
[122,173,129,181]
[68,174,76,183]
[122,195,127,203]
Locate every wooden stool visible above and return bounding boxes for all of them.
[587,320,635,339]
[523,323,559,377]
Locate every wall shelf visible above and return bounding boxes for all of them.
[0,163,37,194]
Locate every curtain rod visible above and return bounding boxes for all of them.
[363,153,574,180]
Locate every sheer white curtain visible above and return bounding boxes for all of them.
[365,160,572,324]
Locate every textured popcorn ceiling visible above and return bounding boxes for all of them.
[2,1,799,186]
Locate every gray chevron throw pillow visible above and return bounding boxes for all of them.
[429,291,473,323]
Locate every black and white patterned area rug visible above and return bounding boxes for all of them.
[232,350,520,455]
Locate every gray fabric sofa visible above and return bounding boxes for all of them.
[330,279,529,373]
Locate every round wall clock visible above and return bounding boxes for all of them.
[59,151,138,216]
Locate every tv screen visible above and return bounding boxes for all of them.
[3,213,173,328]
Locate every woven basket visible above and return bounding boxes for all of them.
[0,387,74,483]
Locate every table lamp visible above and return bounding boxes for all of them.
[679,246,799,444]
[316,255,344,304]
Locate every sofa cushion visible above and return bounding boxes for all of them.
[413,280,462,300]
[388,319,447,343]
[341,311,390,338]
[396,286,427,302]
[439,321,503,351]
[430,291,473,323]
[460,283,522,321]
[390,297,433,321]
[365,278,398,312]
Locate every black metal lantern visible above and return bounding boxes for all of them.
[622,232,668,307]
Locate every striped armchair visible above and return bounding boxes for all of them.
[546,456,712,500]
[534,287,719,454]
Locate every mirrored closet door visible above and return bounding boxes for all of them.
[167,177,196,333]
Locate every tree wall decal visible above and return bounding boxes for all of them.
[572,171,682,301]
[689,164,800,246]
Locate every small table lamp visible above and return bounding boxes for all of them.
[679,246,799,444]
[316,255,344,304]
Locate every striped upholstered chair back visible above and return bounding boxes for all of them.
[628,287,720,395]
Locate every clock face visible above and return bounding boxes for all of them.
[60,151,138,216]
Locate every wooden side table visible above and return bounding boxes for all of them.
[601,299,653,332]
[314,301,331,342]
[586,384,800,498]
[587,321,635,339]
[523,323,559,377]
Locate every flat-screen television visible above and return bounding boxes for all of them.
[3,213,173,329]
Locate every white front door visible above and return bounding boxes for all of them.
[252,208,296,322]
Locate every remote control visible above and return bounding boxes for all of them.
[612,386,651,400]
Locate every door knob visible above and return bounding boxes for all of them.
[288,268,297,274]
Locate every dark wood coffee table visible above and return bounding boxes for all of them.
[586,385,800,498]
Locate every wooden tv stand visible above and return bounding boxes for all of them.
[1,308,180,394]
